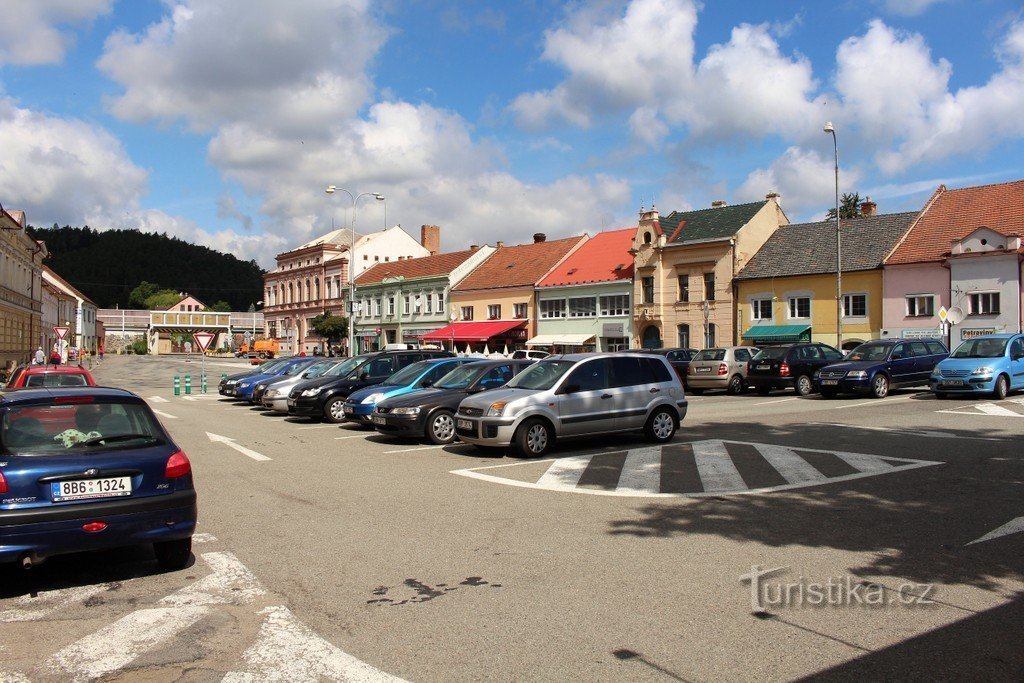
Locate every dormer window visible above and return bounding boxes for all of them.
[643,232,652,244]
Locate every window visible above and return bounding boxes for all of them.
[568,297,597,318]
[843,293,867,317]
[677,275,689,302]
[539,299,566,319]
[566,359,611,392]
[703,272,715,301]
[387,297,396,316]
[751,299,772,320]
[374,298,381,316]
[403,296,411,315]
[641,277,655,304]
[460,306,474,321]
[423,293,432,314]
[925,340,947,355]
[969,292,1000,315]
[704,323,716,348]
[599,295,629,316]
[436,292,444,313]
[643,232,652,244]
[487,304,502,320]
[788,297,810,318]
[906,295,934,317]
[908,341,929,357]
[513,302,528,319]
[677,324,690,348]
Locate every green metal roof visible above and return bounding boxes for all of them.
[741,324,812,342]
[660,201,767,245]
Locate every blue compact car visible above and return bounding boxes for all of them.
[0,387,197,570]
[342,357,481,425]
[815,338,948,398]
[233,356,318,402]
[929,333,1024,399]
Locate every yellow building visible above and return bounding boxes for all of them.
[1,209,46,369]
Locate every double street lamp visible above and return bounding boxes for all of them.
[325,186,384,356]
[823,121,843,350]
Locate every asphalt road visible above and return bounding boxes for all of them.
[2,354,1023,682]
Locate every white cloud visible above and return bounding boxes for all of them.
[880,0,947,17]
[736,146,864,218]
[0,0,112,66]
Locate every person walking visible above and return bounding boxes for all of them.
[49,345,62,365]
[34,347,45,365]
[98,343,105,361]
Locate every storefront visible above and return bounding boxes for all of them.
[524,333,595,354]
[421,320,529,353]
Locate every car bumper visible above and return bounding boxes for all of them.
[287,396,323,417]
[748,377,794,390]
[687,375,730,389]
[371,413,427,437]
[342,403,375,424]
[929,377,995,394]
[816,378,872,395]
[262,396,290,412]
[454,416,518,446]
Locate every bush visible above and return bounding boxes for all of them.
[131,339,148,355]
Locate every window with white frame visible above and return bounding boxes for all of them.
[387,297,396,316]
[421,293,431,314]
[436,292,444,313]
[843,293,867,317]
[568,296,597,318]
[600,294,629,316]
[539,299,566,319]
[487,304,501,319]
[788,296,810,319]
[513,302,528,318]
[906,295,934,317]
[373,298,381,316]
[751,298,773,320]
[403,296,410,315]
[969,292,1000,315]
[460,305,474,321]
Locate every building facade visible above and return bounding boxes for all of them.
[41,265,98,358]
[0,209,46,369]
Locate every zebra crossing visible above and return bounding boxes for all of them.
[451,439,942,498]
[936,397,1024,418]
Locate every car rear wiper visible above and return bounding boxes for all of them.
[82,433,156,446]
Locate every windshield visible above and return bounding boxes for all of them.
[435,363,486,390]
[322,357,367,377]
[24,372,90,387]
[301,361,334,378]
[1,401,166,455]
[506,360,575,391]
[252,358,288,373]
[951,338,1008,359]
[281,361,313,376]
[845,342,892,362]
[751,347,790,361]
[383,361,433,386]
[692,349,725,362]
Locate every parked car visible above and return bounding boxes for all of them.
[0,387,196,570]
[219,357,291,396]
[929,333,1024,399]
[746,343,844,396]
[686,346,759,395]
[511,349,550,360]
[288,349,454,423]
[621,347,698,386]
[5,364,96,389]
[455,353,687,457]
[372,359,536,444]
[259,359,348,413]
[232,356,319,402]
[342,357,481,426]
[815,338,948,398]
[251,357,330,405]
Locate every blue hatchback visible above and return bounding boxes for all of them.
[233,356,318,402]
[342,357,481,425]
[0,387,197,570]
[929,333,1024,399]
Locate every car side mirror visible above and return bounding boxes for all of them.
[360,372,370,380]
[420,380,432,387]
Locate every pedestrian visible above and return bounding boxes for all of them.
[49,348,62,365]
[34,347,45,365]
[98,343,105,360]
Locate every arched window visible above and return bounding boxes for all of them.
[305,279,311,301]
[642,325,661,349]
[315,278,320,301]
[643,232,652,244]
[677,324,691,349]
[288,283,294,304]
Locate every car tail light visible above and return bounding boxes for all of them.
[779,362,790,377]
[82,522,107,533]
[0,471,7,494]
[687,365,694,375]
[55,395,95,404]
[717,363,728,376]
[165,451,191,478]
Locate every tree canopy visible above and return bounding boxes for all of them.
[826,192,862,220]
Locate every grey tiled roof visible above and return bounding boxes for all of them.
[735,212,918,280]
[660,201,767,244]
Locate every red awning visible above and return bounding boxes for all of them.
[422,320,526,342]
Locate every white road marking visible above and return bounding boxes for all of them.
[975,403,1024,417]
[614,447,662,495]
[811,422,1001,441]
[754,444,828,484]
[192,532,218,543]
[692,440,746,492]
[536,454,593,489]
[752,397,801,406]
[298,425,339,430]
[148,396,169,403]
[966,516,1024,545]
[206,432,271,461]
[0,584,111,623]
[151,409,178,420]
[223,605,406,682]
[335,434,370,440]
[161,551,266,607]
[831,450,895,473]
[821,394,918,410]
[382,445,444,453]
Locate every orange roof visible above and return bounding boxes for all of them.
[537,228,635,287]
[887,180,1024,264]
[355,248,483,285]
[453,235,587,291]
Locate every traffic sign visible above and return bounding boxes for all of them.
[193,332,215,352]
[937,306,948,322]
[53,326,69,340]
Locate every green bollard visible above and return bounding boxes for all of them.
[184,374,191,395]
[174,374,180,396]
[221,372,227,383]
[201,373,207,394]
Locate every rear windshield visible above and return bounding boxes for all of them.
[1,400,166,455]
[24,373,89,387]
[692,349,726,362]
[506,360,575,390]
[751,347,790,361]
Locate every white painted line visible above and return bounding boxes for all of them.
[752,397,801,406]
[148,396,169,403]
[692,440,746,492]
[0,584,111,623]
[223,605,407,682]
[536,453,593,489]
[161,551,266,607]
[192,532,218,544]
[615,446,662,495]
[298,425,340,430]
[832,450,895,473]
[966,516,1024,545]
[754,443,828,484]
[206,432,271,461]
[382,445,445,453]
[821,394,918,410]
[975,403,1024,417]
[334,434,370,440]
[182,396,197,402]
[810,422,1001,441]
[151,409,178,420]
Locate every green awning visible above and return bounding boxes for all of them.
[741,324,811,343]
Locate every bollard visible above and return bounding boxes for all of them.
[221,372,227,383]
[184,374,191,395]
[174,374,180,396]
[201,373,207,394]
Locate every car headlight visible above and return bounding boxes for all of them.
[238,382,251,389]
[256,383,266,391]
[970,366,993,376]
[930,369,942,378]
[486,401,508,417]
[265,389,278,398]
[362,393,385,404]
[301,387,323,396]
[846,370,868,379]
[391,406,420,416]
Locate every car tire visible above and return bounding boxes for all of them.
[324,397,346,423]
[514,418,552,458]
[871,374,890,399]
[756,386,771,396]
[689,388,704,396]
[726,374,744,395]
[993,374,1009,400]
[258,352,266,359]
[644,407,676,443]
[154,537,192,570]
[820,388,837,399]
[795,375,814,396]
[426,410,456,445]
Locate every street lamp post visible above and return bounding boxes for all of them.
[824,121,843,350]
[325,186,384,356]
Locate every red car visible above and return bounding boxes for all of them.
[5,364,96,389]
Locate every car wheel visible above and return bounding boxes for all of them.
[726,374,745,395]
[258,352,266,359]
[756,387,771,396]
[426,410,456,445]
[689,388,704,396]
[795,375,813,396]
[514,418,552,458]
[820,388,837,399]
[324,397,346,423]
[154,537,192,570]
[993,374,1009,400]
[644,407,676,443]
[871,374,889,399]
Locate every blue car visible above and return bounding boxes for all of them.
[929,333,1024,399]
[815,338,948,398]
[233,356,318,402]
[0,387,197,570]
[342,357,481,425]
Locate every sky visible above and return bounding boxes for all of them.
[1,0,1022,270]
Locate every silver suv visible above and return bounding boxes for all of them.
[455,352,687,457]
[686,346,759,395]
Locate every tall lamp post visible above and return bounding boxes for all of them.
[325,186,384,356]
[824,121,843,350]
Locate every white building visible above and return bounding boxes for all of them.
[42,266,99,357]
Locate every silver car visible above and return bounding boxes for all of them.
[686,346,759,395]
[260,359,346,413]
[454,352,687,457]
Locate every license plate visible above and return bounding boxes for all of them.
[457,419,473,430]
[941,379,964,386]
[820,379,838,386]
[51,477,131,502]
[372,415,386,425]
[757,364,770,370]
[343,406,354,414]
[696,367,712,373]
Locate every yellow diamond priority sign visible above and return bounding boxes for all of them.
[937,306,948,322]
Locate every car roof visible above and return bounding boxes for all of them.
[963,333,1017,339]
[536,352,675,362]
[0,386,140,406]
[20,364,92,374]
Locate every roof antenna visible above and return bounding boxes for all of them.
[640,195,646,213]
[651,196,656,212]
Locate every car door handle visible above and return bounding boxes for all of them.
[601,393,613,399]
[649,387,660,393]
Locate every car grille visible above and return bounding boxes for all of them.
[941,368,969,378]
[818,370,846,380]
[458,406,483,417]
[289,389,300,399]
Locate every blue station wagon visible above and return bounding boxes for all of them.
[815,338,948,398]
[929,333,1024,399]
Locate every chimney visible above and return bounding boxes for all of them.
[860,196,877,217]
[711,200,727,209]
[470,244,479,251]
[533,232,546,243]
[496,241,504,248]
[765,191,781,204]
[420,225,440,256]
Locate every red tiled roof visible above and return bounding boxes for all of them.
[421,320,527,342]
[537,228,635,287]
[355,248,483,285]
[452,235,587,291]
[886,180,1024,264]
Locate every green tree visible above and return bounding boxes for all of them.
[129,281,160,307]
[309,314,348,348]
[826,192,862,220]
[144,289,183,309]
[209,300,232,311]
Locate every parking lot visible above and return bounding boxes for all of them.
[3,354,1023,681]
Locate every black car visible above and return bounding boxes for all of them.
[621,347,697,386]
[747,343,844,396]
[370,359,535,444]
[815,338,949,398]
[287,349,453,422]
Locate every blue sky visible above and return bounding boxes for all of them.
[1,0,1022,268]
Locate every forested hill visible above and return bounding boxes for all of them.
[28,225,265,310]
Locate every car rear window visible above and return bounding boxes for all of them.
[693,349,726,361]
[751,347,790,361]
[925,341,947,355]
[1,400,166,455]
[24,373,89,387]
